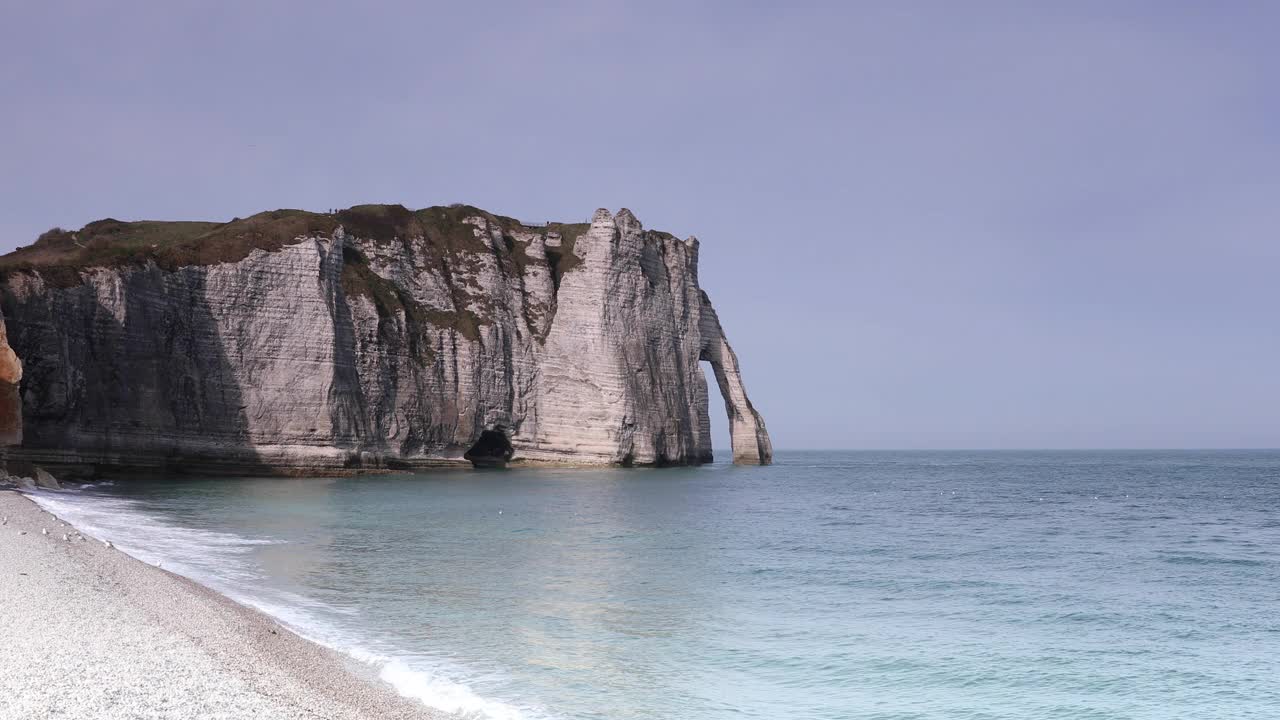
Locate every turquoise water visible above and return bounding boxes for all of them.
[33,451,1280,719]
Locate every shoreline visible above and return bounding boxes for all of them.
[5,447,722,481]
[0,489,444,720]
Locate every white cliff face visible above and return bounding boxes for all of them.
[529,209,715,465]
[0,206,770,474]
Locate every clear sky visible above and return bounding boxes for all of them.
[3,1,1277,449]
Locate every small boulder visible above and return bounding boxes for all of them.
[32,467,61,490]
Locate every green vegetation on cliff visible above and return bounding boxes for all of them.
[0,204,591,290]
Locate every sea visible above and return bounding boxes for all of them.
[28,450,1280,720]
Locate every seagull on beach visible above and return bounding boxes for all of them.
[103,540,114,549]
[41,528,48,535]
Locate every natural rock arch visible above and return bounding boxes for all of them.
[698,293,771,465]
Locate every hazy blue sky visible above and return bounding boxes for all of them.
[3,1,1277,449]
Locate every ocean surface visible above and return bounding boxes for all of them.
[30,451,1280,719]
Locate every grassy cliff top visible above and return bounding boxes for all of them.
[0,204,593,288]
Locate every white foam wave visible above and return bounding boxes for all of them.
[23,488,555,720]
[28,490,283,589]
[362,650,553,720]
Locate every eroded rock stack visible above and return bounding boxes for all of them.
[0,205,770,474]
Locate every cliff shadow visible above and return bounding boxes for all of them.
[327,247,375,464]
[5,268,273,478]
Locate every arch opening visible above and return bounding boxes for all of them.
[700,361,729,463]
[698,343,772,465]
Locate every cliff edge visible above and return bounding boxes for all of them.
[0,205,770,474]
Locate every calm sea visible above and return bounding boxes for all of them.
[31,451,1280,719]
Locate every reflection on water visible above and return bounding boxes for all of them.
[31,451,1280,720]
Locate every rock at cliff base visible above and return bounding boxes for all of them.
[33,467,61,490]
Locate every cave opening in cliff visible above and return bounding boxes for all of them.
[464,429,514,469]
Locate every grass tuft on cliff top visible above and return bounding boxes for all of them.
[1,210,338,287]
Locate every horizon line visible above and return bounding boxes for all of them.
[725,447,1280,452]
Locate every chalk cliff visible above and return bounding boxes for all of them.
[0,205,770,474]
